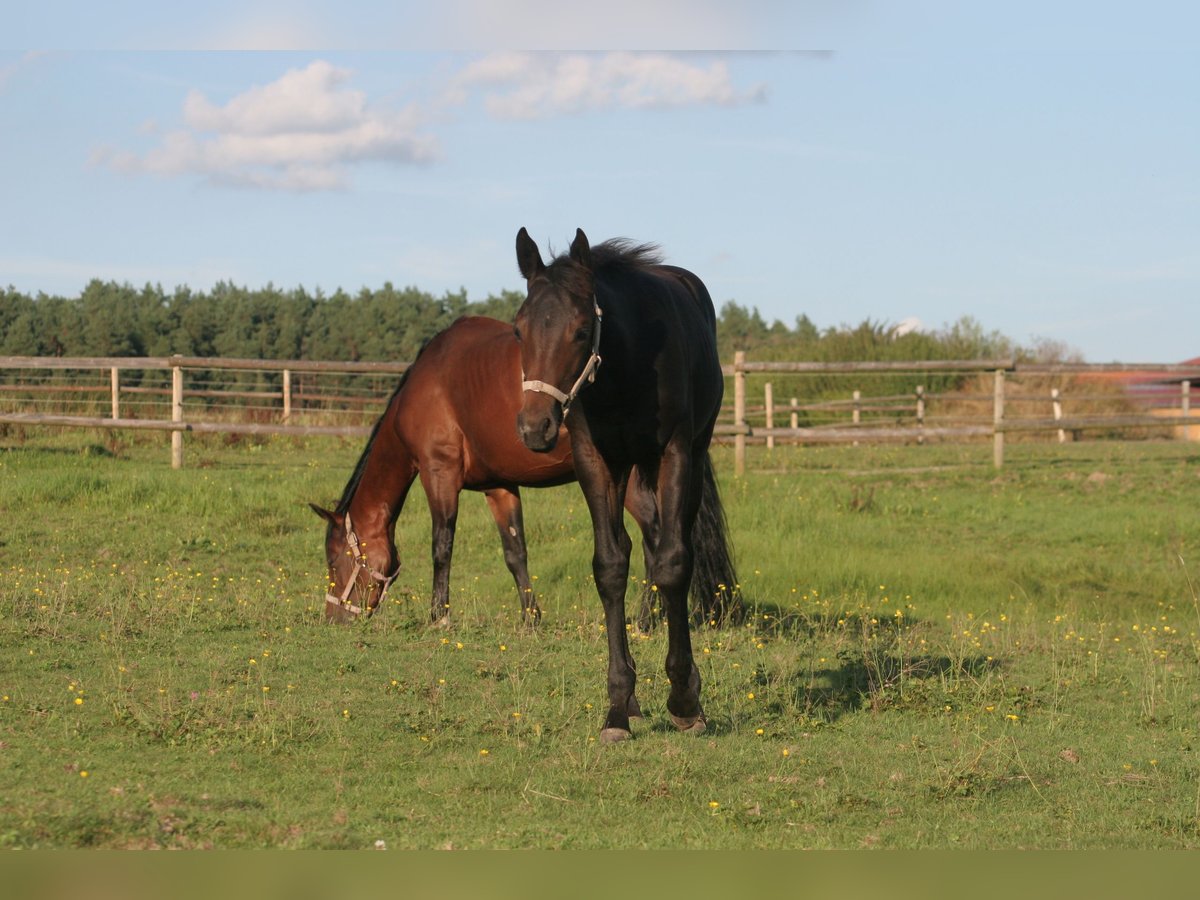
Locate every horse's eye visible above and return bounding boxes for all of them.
[513,326,522,342]
[574,328,589,343]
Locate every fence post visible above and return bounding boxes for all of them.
[915,385,925,445]
[171,364,183,470]
[110,367,120,420]
[282,368,292,423]
[789,397,798,430]
[852,389,861,447]
[734,351,746,477]
[993,368,1005,469]
[1183,380,1192,442]
[1052,387,1065,443]
[764,381,775,451]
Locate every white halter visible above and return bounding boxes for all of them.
[521,299,603,415]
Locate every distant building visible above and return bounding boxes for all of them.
[1083,357,1200,440]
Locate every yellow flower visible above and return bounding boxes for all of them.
[74,697,83,706]
[80,771,89,778]
[479,749,490,756]
[708,801,719,809]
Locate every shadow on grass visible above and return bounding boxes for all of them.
[794,652,1000,723]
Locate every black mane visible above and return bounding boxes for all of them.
[544,239,663,297]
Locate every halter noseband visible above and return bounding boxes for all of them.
[521,299,603,416]
[325,512,398,618]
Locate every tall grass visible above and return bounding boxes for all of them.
[1,433,1198,847]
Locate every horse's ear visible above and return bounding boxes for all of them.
[309,503,338,525]
[569,228,591,271]
[515,227,545,281]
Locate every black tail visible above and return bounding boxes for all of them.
[689,452,742,625]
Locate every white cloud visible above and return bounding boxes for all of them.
[93,60,438,192]
[422,0,764,50]
[453,52,766,120]
[93,53,767,192]
[0,52,46,93]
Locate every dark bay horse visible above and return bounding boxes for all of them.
[312,315,735,627]
[513,227,737,743]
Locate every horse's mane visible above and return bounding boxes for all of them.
[544,239,663,296]
[334,338,431,515]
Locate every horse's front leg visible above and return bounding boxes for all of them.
[420,469,461,626]
[484,487,541,626]
[624,471,661,633]
[575,456,640,742]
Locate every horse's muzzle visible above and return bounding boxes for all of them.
[516,408,560,453]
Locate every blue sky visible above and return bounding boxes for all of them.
[3,2,1198,362]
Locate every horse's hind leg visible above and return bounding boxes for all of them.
[484,487,541,626]
[653,443,706,734]
[420,469,461,626]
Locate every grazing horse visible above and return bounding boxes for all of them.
[513,227,737,743]
[311,316,576,624]
[312,315,719,627]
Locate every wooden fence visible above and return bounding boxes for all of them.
[1,354,1197,472]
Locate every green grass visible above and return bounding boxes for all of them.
[2,430,1199,848]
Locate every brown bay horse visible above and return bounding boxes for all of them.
[513,228,737,743]
[312,315,580,624]
[314,315,735,627]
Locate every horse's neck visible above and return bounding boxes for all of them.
[349,422,417,540]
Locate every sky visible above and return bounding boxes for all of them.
[3,2,1199,363]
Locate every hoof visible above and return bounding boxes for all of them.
[670,713,707,735]
[599,727,633,744]
[627,697,644,721]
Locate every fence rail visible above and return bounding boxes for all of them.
[2,354,1197,472]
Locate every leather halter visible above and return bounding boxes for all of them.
[521,299,603,416]
[325,512,398,618]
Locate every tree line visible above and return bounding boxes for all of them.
[0,278,1056,366]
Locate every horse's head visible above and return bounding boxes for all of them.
[513,227,603,452]
[310,504,398,623]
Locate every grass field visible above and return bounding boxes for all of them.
[2,429,1199,848]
